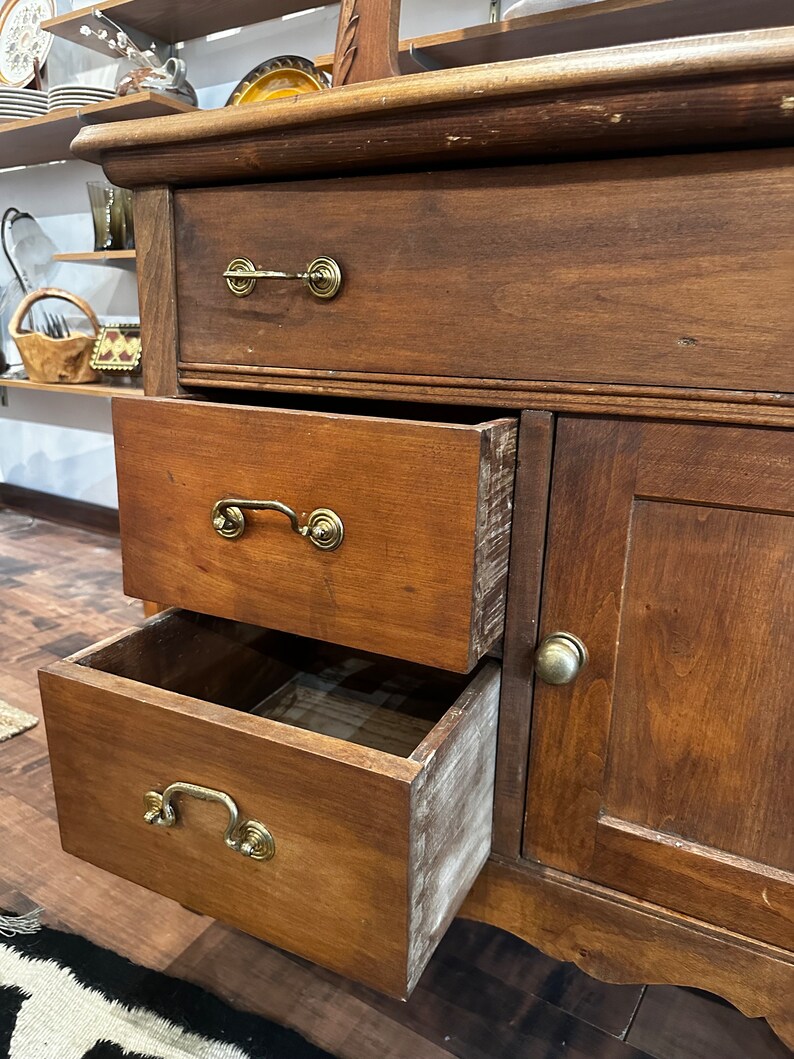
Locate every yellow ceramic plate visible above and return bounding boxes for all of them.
[226,56,329,106]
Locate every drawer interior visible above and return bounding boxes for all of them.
[43,609,500,995]
[80,610,478,758]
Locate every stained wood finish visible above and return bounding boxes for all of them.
[491,411,553,857]
[132,187,180,397]
[181,372,793,428]
[71,30,794,186]
[334,0,400,85]
[462,858,794,1051]
[524,418,794,951]
[172,151,792,394]
[112,398,516,672]
[42,0,316,50]
[0,378,143,398]
[0,92,194,169]
[320,0,794,74]
[4,513,789,1057]
[40,609,499,997]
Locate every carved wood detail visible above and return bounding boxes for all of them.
[333,0,400,85]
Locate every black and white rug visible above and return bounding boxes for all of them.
[0,912,333,1059]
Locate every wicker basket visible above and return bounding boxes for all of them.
[9,287,100,385]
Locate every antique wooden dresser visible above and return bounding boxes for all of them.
[38,4,793,1047]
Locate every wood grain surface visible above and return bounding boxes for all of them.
[172,150,793,393]
[523,417,794,951]
[333,0,400,85]
[179,370,793,427]
[3,512,790,1056]
[318,0,794,73]
[41,610,501,997]
[71,30,794,186]
[491,411,553,857]
[132,186,181,397]
[112,398,516,672]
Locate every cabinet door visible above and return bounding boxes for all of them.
[524,417,793,949]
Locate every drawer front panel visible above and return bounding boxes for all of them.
[174,150,793,393]
[41,612,500,997]
[113,399,516,672]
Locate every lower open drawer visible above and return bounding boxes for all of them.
[40,609,499,997]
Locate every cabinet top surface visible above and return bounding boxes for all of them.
[73,28,794,188]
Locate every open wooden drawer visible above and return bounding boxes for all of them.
[112,397,517,673]
[40,609,500,997]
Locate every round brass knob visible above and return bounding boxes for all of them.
[534,632,588,686]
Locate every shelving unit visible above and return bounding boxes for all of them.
[54,251,137,265]
[0,378,144,398]
[316,0,792,74]
[0,91,195,168]
[42,0,319,52]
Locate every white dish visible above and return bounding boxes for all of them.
[0,102,47,112]
[0,0,56,88]
[48,84,115,94]
[49,94,114,104]
[0,87,47,97]
[49,89,114,96]
[49,97,111,107]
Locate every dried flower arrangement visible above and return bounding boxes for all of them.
[78,8,161,69]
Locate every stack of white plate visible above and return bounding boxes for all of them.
[0,87,48,123]
[48,84,116,112]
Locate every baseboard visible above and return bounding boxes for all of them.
[0,484,120,537]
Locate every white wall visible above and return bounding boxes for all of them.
[0,0,488,509]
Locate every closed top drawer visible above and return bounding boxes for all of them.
[41,609,500,997]
[173,155,793,393]
[113,398,517,672]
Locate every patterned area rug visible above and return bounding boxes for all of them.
[0,702,37,744]
[0,914,332,1059]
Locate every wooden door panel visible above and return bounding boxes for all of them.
[605,500,792,868]
[524,417,794,947]
[593,817,794,950]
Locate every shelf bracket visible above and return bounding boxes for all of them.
[407,43,446,72]
[489,0,502,22]
[0,386,7,407]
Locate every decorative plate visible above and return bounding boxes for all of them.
[225,55,329,107]
[0,0,55,88]
[90,324,142,375]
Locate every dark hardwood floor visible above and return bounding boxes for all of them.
[0,507,789,1059]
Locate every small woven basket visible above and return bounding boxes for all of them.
[9,287,100,385]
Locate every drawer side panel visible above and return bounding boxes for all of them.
[407,662,500,992]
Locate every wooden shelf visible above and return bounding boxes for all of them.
[317,0,793,74]
[0,378,144,398]
[42,0,320,52]
[54,251,137,265]
[0,91,195,168]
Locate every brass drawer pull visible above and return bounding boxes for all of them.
[224,255,342,299]
[143,781,275,861]
[211,497,344,551]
